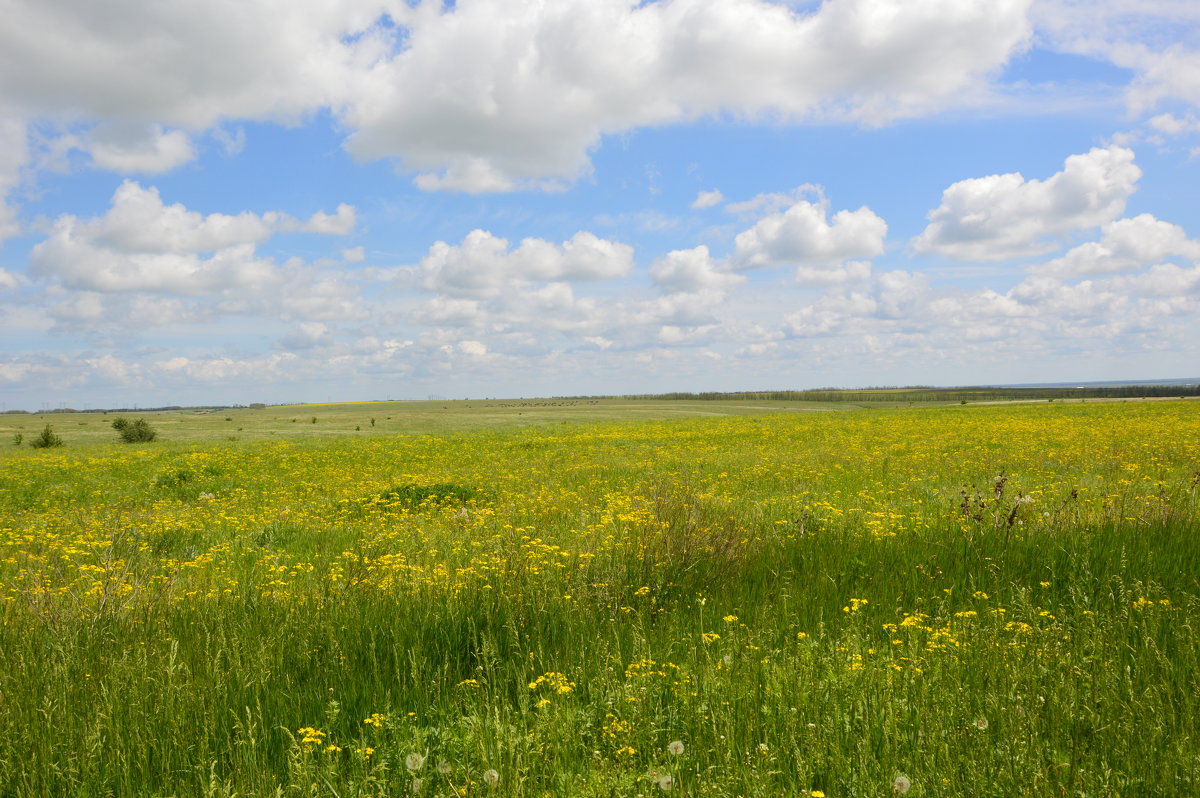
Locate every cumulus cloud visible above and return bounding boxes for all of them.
[83,122,195,174]
[793,260,873,286]
[47,293,200,331]
[1148,113,1200,137]
[650,246,744,293]
[29,181,355,294]
[1130,51,1200,113]
[1032,2,1200,112]
[0,1,390,129]
[297,204,357,235]
[419,229,634,297]
[279,322,333,350]
[1106,262,1200,300]
[0,117,26,242]
[339,0,1034,191]
[1032,214,1200,278]
[913,146,1142,261]
[458,340,488,356]
[691,189,724,210]
[0,0,1036,194]
[158,353,302,382]
[731,197,887,271]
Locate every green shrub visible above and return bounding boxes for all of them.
[11,432,21,446]
[29,424,63,448]
[112,417,158,443]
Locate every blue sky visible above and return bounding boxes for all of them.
[2,0,1200,408]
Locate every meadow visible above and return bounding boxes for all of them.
[1,398,1198,796]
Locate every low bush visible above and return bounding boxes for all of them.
[112,417,157,443]
[28,424,63,449]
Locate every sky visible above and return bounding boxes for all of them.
[2,0,1200,409]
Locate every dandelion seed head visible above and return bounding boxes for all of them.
[893,774,912,794]
[668,740,685,756]
[483,768,500,787]
[405,752,425,771]
[657,774,674,791]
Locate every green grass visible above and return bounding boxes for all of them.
[0,400,1197,796]
[0,397,857,447]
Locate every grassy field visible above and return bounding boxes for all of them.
[1,397,855,446]
[1,399,1198,796]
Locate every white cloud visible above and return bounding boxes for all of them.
[157,353,301,382]
[419,229,634,297]
[0,1,391,129]
[279,322,333,350]
[913,146,1142,261]
[1148,113,1200,137]
[0,359,39,384]
[794,260,873,286]
[635,290,729,328]
[691,189,724,210]
[416,297,484,328]
[873,269,930,319]
[46,292,199,331]
[0,0,1037,194]
[732,197,887,270]
[650,246,744,293]
[1032,213,1200,278]
[298,203,357,235]
[341,0,1033,190]
[783,290,878,337]
[75,181,273,252]
[1127,45,1200,113]
[725,185,822,216]
[657,324,718,345]
[1031,2,1200,112]
[84,122,195,174]
[0,117,26,242]
[458,340,488,356]
[0,266,19,292]
[275,274,364,321]
[1125,262,1200,301]
[773,247,1200,351]
[412,158,526,194]
[29,181,355,294]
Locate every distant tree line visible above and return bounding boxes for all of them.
[557,384,1200,403]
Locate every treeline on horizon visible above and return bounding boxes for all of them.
[1,403,270,415]
[603,383,1200,403]
[5,383,1199,415]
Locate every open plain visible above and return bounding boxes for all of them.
[1,398,1198,796]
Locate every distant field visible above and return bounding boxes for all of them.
[0,397,855,445]
[1,400,1198,796]
[6,393,1196,447]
